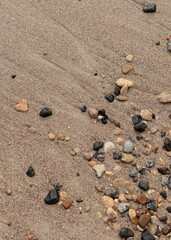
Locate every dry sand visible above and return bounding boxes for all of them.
[0,0,171,239]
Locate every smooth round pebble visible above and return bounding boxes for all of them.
[124,140,134,153]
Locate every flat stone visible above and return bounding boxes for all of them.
[147,198,158,211]
[124,140,135,153]
[141,230,155,240]
[15,99,28,112]
[62,198,73,209]
[116,95,127,101]
[156,92,171,103]
[105,94,114,102]
[88,108,98,119]
[126,54,134,62]
[138,215,151,228]
[119,228,134,238]
[84,152,94,161]
[44,190,59,205]
[104,142,115,153]
[93,164,105,178]
[129,209,138,224]
[137,193,148,204]
[121,153,134,163]
[118,193,127,203]
[84,201,91,212]
[120,85,128,96]
[113,178,134,193]
[48,133,56,140]
[129,167,138,178]
[122,64,134,74]
[143,3,156,13]
[88,160,96,167]
[102,196,115,208]
[28,126,37,133]
[140,109,153,121]
[138,180,149,191]
[113,127,122,135]
[118,203,130,213]
[39,107,52,117]
[116,78,133,88]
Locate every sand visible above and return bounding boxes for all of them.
[0,0,171,239]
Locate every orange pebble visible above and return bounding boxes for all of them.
[28,234,34,240]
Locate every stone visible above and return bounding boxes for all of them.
[150,126,158,134]
[120,85,128,95]
[57,134,65,141]
[105,187,118,199]
[161,131,166,137]
[104,142,115,153]
[6,187,12,195]
[113,152,122,160]
[134,122,147,132]
[162,176,168,186]
[147,198,158,211]
[62,198,73,209]
[26,166,35,177]
[157,92,171,103]
[138,215,151,228]
[168,175,171,189]
[114,86,120,96]
[96,152,105,162]
[126,54,134,62]
[132,115,142,125]
[116,95,127,101]
[88,160,96,167]
[159,216,167,222]
[118,203,130,213]
[160,190,167,200]
[102,196,115,208]
[113,128,122,135]
[119,193,127,203]
[48,133,56,141]
[129,167,138,178]
[129,209,138,224]
[143,148,151,155]
[59,192,67,201]
[80,105,87,112]
[140,109,153,121]
[113,120,121,128]
[93,141,104,151]
[143,3,156,13]
[116,78,133,88]
[119,228,134,238]
[84,152,94,161]
[138,180,149,191]
[162,225,171,235]
[141,230,155,240]
[84,201,91,212]
[106,208,118,220]
[28,127,37,133]
[88,108,98,119]
[146,159,155,168]
[39,107,52,117]
[137,194,148,204]
[15,99,28,112]
[113,178,134,193]
[121,153,134,163]
[163,138,171,151]
[124,140,135,153]
[11,74,16,79]
[122,64,134,74]
[105,94,114,102]
[95,184,105,193]
[166,206,171,213]
[44,190,59,205]
[167,40,171,52]
[158,167,170,175]
[65,136,71,141]
[93,164,106,178]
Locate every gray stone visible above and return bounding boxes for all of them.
[129,167,138,178]
[104,142,115,153]
[93,164,106,178]
[105,187,118,199]
[124,140,135,153]
[161,176,168,186]
[146,159,155,168]
[118,203,130,213]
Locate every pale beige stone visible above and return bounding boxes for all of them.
[102,196,115,208]
[140,109,153,121]
[126,54,134,62]
[48,133,56,140]
[116,78,133,87]
[15,99,28,112]
[88,108,98,119]
[156,92,171,103]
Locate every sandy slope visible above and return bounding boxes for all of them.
[0,0,171,239]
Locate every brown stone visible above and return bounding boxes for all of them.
[120,85,128,95]
[113,178,134,193]
[122,64,134,74]
[138,215,151,228]
[84,152,94,161]
[113,128,122,135]
[95,184,105,193]
[121,153,134,163]
[62,198,73,209]
[137,193,148,204]
[57,134,65,141]
[15,99,28,112]
[48,133,56,140]
[116,95,127,101]
[102,196,115,208]
[119,193,127,203]
[65,136,71,141]
[143,148,151,155]
[150,126,158,134]
[140,109,153,121]
[167,36,171,40]
[156,92,171,103]
[28,126,37,133]
[88,160,96,167]
[88,108,98,119]
[129,209,138,224]
[6,187,12,195]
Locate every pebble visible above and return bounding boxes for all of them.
[140,109,153,121]
[11,74,16,79]
[113,152,122,160]
[113,128,122,135]
[44,190,60,205]
[118,203,130,213]
[129,167,138,178]
[146,159,155,168]
[84,152,94,161]
[28,126,37,133]
[159,215,167,222]
[59,192,67,201]
[126,54,134,62]
[120,85,128,95]
[132,115,142,125]
[88,160,96,167]
[95,184,105,193]
[62,198,73,209]
[156,92,171,103]
[114,86,121,96]
[168,175,171,189]
[96,152,105,162]
[119,193,127,203]
[147,198,158,211]
[119,228,134,238]
[129,209,138,224]
[106,208,118,219]
[104,142,115,153]
[116,95,127,101]
[143,148,151,155]
[121,64,134,74]
[134,122,147,132]
[161,131,166,137]
[105,94,114,102]
[93,164,106,178]
[15,99,28,112]
[158,167,170,175]
[161,176,168,186]
[162,225,171,235]
[121,153,134,163]
[138,214,151,228]
[102,196,115,208]
[168,40,171,52]
[105,187,119,199]
[141,230,155,240]
[137,193,148,204]
[65,136,71,141]
[116,78,133,88]
[166,206,171,213]
[150,126,158,134]
[160,190,167,200]
[57,134,65,141]
[6,187,12,195]
[80,105,87,112]
[138,180,149,191]
[28,234,34,240]
[143,3,156,13]
[88,108,98,119]
[48,133,56,141]
[39,108,52,117]
[113,178,134,193]
[93,141,104,151]
[124,140,135,153]
[26,166,35,177]
[163,138,171,151]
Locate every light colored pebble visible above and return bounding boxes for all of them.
[104,142,115,153]
[116,78,133,88]
[93,164,106,178]
[84,201,91,212]
[124,140,135,153]
[15,99,28,112]
[121,153,134,163]
[126,54,134,62]
[102,196,115,208]
[140,109,153,121]
[48,133,56,140]
[156,92,171,103]
[84,152,94,161]
[88,108,98,119]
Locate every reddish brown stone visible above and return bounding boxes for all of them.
[62,198,73,209]
[137,193,148,205]
[138,214,151,228]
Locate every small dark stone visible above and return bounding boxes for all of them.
[169,114,171,119]
[98,109,106,116]
[94,73,98,76]
[138,180,149,191]
[168,175,171,189]
[105,94,114,102]
[96,152,105,162]
[146,159,155,168]
[152,113,155,119]
[159,216,167,222]
[132,115,142,125]
[76,172,80,176]
[132,153,141,158]
[53,183,62,191]
[159,190,167,200]
[105,187,118,199]
[44,190,59,205]
[113,152,122,160]
[147,198,158,211]
[157,167,170,175]
[11,75,16,79]
[163,138,171,151]
[168,40,171,52]
[113,120,120,128]
[156,41,160,46]
[129,167,138,178]
[7,222,11,226]
[93,141,104,151]
[141,230,155,240]
[43,52,47,56]
[134,122,147,132]
[143,3,156,13]
[39,108,52,118]
[139,167,146,175]
[166,206,171,213]
[162,225,171,235]
[161,131,166,137]
[136,135,143,141]
[101,118,107,124]
[119,228,134,238]
[114,86,120,96]
[80,106,87,112]
[26,166,35,177]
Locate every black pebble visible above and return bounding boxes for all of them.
[138,179,149,191]
[101,118,107,124]
[162,225,171,235]
[53,183,62,191]
[157,167,170,175]
[43,52,47,56]
[166,206,171,213]
[143,3,156,13]
[96,152,105,162]
[11,75,16,79]
[94,73,98,76]
[113,152,122,160]
[141,230,155,240]
[98,109,106,116]
[168,175,171,189]
[163,138,171,151]
[152,113,155,119]
[119,228,134,238]
[39,108,52,118]
[134,122,147,132]
[80,106,87,112]
[113,120,120,128]
[147,198,158,211]
[26,166,35,177]
[105,94,114,102]
[114,86,120,96]
[136,136,143,141]
[139,167,146,175]
[161,131,166,137]
[44,190,59,205]
[76,172,80,176]
[159,216,167,222]
[105,187,118,199]
[93,141,104,151]
[160,190,167,200]
[132,115,142,125]
[169,114,171,119]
